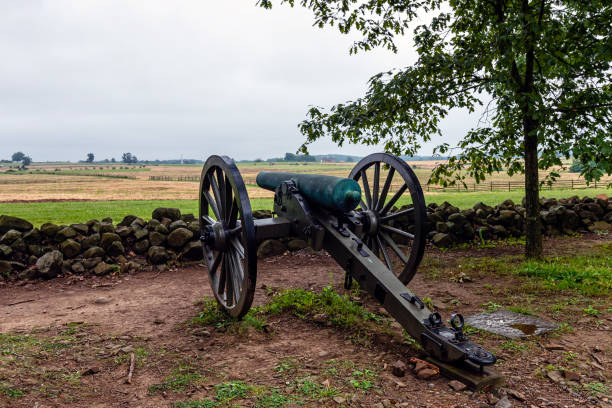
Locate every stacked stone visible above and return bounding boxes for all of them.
[0,208,203,281]
[416,195,612,248]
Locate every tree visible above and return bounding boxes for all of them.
[259,0,612,259]
[86,153,95,163]
[11,152,25,162]
[21,156,32,168]
[122,152,138,164]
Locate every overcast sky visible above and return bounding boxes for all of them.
[1,1,475,162]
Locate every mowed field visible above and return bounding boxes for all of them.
[1,160,610,226]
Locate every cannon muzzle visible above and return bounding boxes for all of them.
[256,172,361,213]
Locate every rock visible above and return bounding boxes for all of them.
[546,370,564,383]
[435,221,449,233]
[490,224,508,236]
[287,239,308,251]
[167,228,193,248]
[0,215,33,234]
[81,233,100,250]
[133,239,150,254]
[432,233,452,247]
[181,213,195,222]
[187,221,199,235]
[149,231,167,247]
[0,260,11,276]
[152,207,181,222]
[155,224,169,234]
[132,227,149,241]
[540,210,557,224]
[93,262,115,276]
[60,239,81,258]
[22,228,41,244]
[27,244,42,257]
[130,218,146,228]
[71,223,89,235]
[18,268,38,280]
[40,223,61,237]
[82,257,102,269]
[94,297,111,305]
[107,241,125,257]
[99,222,115,234]
[0,229,21,245]
[391,360,407,377]
[100,233,121,250]
[589,221,611,232]
[83,246,105,258]
[494,396,512,408]
[147,246,170,265]
[81,366,100,376]
[416,368,438,380]
[0,244,13,259]
[257,239,286,258]
[147,218,161,230]
[35,250,63,279]
[115,226,132,238]
[102,217,113,223]
[506,389,525,401]
[563,370,580,381]
[10,238,26,253]
[118,215,138,227]
[333,396,346,404]
[449,380,467,391]
[447,213,466,223]
[168,220,188,232]
[71,262,85,274]
[180,241,203,261]
[56,226,77,241]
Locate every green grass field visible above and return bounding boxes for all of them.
[1,187,609,226]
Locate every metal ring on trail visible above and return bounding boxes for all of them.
[199,155,257,318]
[349,153,427,284]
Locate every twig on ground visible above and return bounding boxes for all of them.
[126,352,135,384]
[7,299,35,306]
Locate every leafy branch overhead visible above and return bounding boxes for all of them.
[259,0,612,186]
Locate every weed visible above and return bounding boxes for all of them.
[0,384,24,398]
[255,388,289,408]
[274,357,298,375]
[500,340,528,353]
[583,306,601,317]
[149,366,204,393]
[563,351,577,361]
[584,382,608,394]
[215,381,249,401]
[174,400,218,408]
[482,301,503,313]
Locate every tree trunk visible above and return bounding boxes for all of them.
[523,118,543,259]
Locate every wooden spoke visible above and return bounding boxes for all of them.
[379,184,407,215]
[228,198,239,228]
[208,172,224,220]
[376,167,395,212]
[228,250,243,299]
[208,251,223,274]
[204,191,221,220]
[376,236,393,273]
[201,215,216,225]
[231,237,245,259]
[380,224,415,240]
[360,170,373,209]
[217,253,227,295]
[372,162,380,210]
[379,207,414,222]
[380,232,409,264]
[224,255,234,306]
[223,174,233,223]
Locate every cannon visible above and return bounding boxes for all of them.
[198,153,500,387]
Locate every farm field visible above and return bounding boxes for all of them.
[1,160,610,225]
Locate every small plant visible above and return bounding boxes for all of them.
[500,340,528,353]
[563,351,578,361]
[584,382,608,394]
[148,366,204,394]
[215,381,249,402]
[583,305,601,317]
[174,400,218,408]
[482,301,503,312]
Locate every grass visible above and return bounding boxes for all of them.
[148,366,204,394]
[1,187,609,226]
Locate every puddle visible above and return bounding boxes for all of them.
[465,310,557,339]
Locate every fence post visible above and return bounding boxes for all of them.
[571,179,573,189]
[508,181,510,191]
[490,182,493,191]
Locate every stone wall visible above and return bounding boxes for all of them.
[0,194,610,281]
[0,208,203,280]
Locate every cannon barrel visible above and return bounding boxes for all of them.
[256,172,362,213]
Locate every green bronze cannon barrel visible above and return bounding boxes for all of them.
[256,172,362,213]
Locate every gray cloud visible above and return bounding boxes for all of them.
[0,1,475,161]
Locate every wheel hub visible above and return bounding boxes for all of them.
[201,222,230,251]
[361,210,379,235]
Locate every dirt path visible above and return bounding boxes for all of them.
[1,238,610,408]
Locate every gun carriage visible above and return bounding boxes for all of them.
[199,153,500,387]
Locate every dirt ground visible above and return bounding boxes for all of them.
[1,235,610,408]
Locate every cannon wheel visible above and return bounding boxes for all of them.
[199,155,257,318]
[349,153,427,284]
